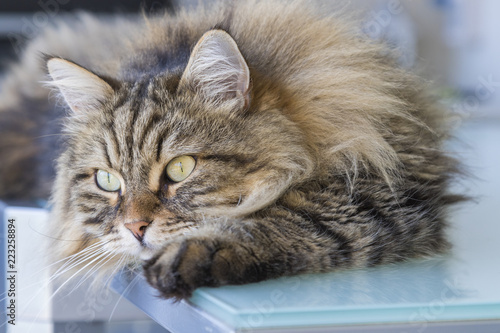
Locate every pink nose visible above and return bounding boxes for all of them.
[125,220,150,242]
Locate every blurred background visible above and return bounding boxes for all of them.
[1,0,500,119]
[355,0,500,120]
[0,0,499,332]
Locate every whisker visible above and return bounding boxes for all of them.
[0,243,108,307]
[28,218,108,241]
[22,247,113,333]
[51,250,113,297]
[46,240,110,276]
[25,249,113,331]
[34,133,74,139]
[49,249,108,284]
[0,240,109,302]
[70,251,117,293]
[51,247,108,280]
[17,247,108,317]
[26,250,110,332]
[108,273,141,322]
[51,240,110,275]
[104,253,128,287]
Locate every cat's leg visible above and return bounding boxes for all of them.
[143,181,451,299]
[143,210,361,299]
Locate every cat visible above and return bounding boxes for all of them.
[0,0,464,299]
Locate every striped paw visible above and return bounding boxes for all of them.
[143,237,261,299]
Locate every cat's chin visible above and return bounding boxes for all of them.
[138,248,157,261]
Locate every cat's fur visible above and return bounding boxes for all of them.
[0,0,463,299]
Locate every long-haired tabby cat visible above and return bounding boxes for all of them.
[0,1,463,299]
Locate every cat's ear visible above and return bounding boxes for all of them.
[180,30,250,107]
[46,58,114,113]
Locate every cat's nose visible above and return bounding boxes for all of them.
[125,220,150,242]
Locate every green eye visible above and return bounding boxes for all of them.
[166,156,196,182]
[95,170,121,192]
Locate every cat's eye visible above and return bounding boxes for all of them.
[165,156,196,183]
[95,170,121,192]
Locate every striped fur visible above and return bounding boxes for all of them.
[0,0,463,299]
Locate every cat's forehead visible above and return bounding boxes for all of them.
[115,75,176,109]
[110,77,190,135]
[83,81,200,176]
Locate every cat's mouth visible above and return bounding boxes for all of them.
[133,235,157,259]
[134,232,165,260]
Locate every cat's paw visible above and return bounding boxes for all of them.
[143,237,259,299]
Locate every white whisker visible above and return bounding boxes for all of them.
[70,251,117,293]
[26,250,114,332]
[16,246,108,318]
[49,248,107,283]
[104,253,128,287]
[52,240,110,276]
[108,273,141,322]
[0,240,110,303]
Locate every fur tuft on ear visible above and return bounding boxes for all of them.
[180,30,250,107]
[45,58,113,113]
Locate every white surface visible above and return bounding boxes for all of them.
[3,207,53,332]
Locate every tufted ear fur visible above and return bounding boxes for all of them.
[180,30,250,107]
[46,58,113,113]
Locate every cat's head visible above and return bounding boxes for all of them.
[46,30,313,269]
